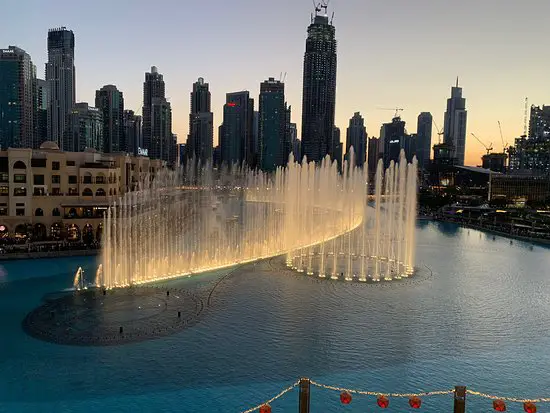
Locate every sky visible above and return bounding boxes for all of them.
[2,0,550,166]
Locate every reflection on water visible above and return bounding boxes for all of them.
[1,222,550,412]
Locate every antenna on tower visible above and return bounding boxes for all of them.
[282,72,287,83]
[330,11,334,24]
[321,0,329,14]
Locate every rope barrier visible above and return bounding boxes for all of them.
[238,379,550,411]
[239,380,300,413]
[466,389,550,404]
[310,380,454,398]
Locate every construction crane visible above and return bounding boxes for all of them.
[432,119,444,144]
[523,97,529,138]
[498,121,508,152]
[471,133,493,155]
[378,107,404,118]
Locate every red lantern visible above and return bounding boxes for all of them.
[409,396,422,409]
[493,399,506,411]
[259,403,271,413]
[340,391,352,405]
[377,395,389,408]
[524,402,537,413]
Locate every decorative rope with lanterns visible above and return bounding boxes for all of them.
[238,380,300,413]
[309,379,454,398]
[238,378,550,412]
[466,389,550,403]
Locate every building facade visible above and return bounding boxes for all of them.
[0,142,164,243]
[528,105,550,139]
[220,91,254,167]
[34,78,49,149]
[46,27,75,148]
[367,137,381,178]
[123,110,142,156]
[142,66,174,164]
[186,78,213,165]
[64,103,103,152]
[301,4,337,163]
[443,79,467,165]
[380,117,407,168]
[416,112,433,169]
[259,78,285,172]
[345,112,367,167]
[95,85,124,153]
[0,46,35,149]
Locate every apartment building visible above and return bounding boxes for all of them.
[0,141,165,243]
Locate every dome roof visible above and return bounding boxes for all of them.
[39,141,60,150]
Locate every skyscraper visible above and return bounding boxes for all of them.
[259,77,285,172]
[416,112,433,169]
[301,3,337,163]
[142,66,173,163]
[123,110,142,156]
[95,85,124,153]
[0,46,35,149]
[186,77,213,165]
[381,117,407,168]
[46,27,75,148]
[443,79,467,165]
[528,105,550,139]
[345,112,367,167]
[34,78,49,149]
[64,102,103,152]
[367,137,381,177]
[220,91,254,167]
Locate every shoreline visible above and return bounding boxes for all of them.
[0,249,99,261]
[433,218,550,246]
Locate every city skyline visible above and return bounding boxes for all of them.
[2,0,550,165]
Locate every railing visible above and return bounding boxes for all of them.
[240,378,548,413]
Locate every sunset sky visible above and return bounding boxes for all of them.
[3,0,550,165]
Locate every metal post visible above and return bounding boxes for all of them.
[454,386,466,413]
[298,378,310,413]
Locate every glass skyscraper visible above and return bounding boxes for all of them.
[443,79,467,166]
[46,27,75,148]
[0,46,35,149]
[301,4,337,163]
[95,85,124,153]
[259,77,285,172]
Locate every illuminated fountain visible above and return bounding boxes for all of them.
[286,151,418,281]
[92,149,416,289]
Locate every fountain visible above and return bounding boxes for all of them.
[286,152,417,281]
[92,149,417,289]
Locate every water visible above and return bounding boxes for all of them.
[1,221,550,412]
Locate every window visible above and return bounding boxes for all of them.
[13,187,27,196]
[66,160,75,166]
[33,175,45,185]
[52,161,60,170]
[35,208,44,216]
[82,188,93,197]
[14,174,26,183]
[0,207,7,216]
[96,175,105,184]
[16,208,25,216]
[68,188,78,195]
[33,187,45,196]
[83,175,92,184]
[68,175,78,184]
[96,188,106,196]
[31,159,47,168]
[52,208,60,217]
[0,173,8,183]
[13,161,27,169]
[52,175,61,184]
[0,186,8,196]
[16,203,24,207]
[52,188,61,195]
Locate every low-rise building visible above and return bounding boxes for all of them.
[0,141,165,243]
